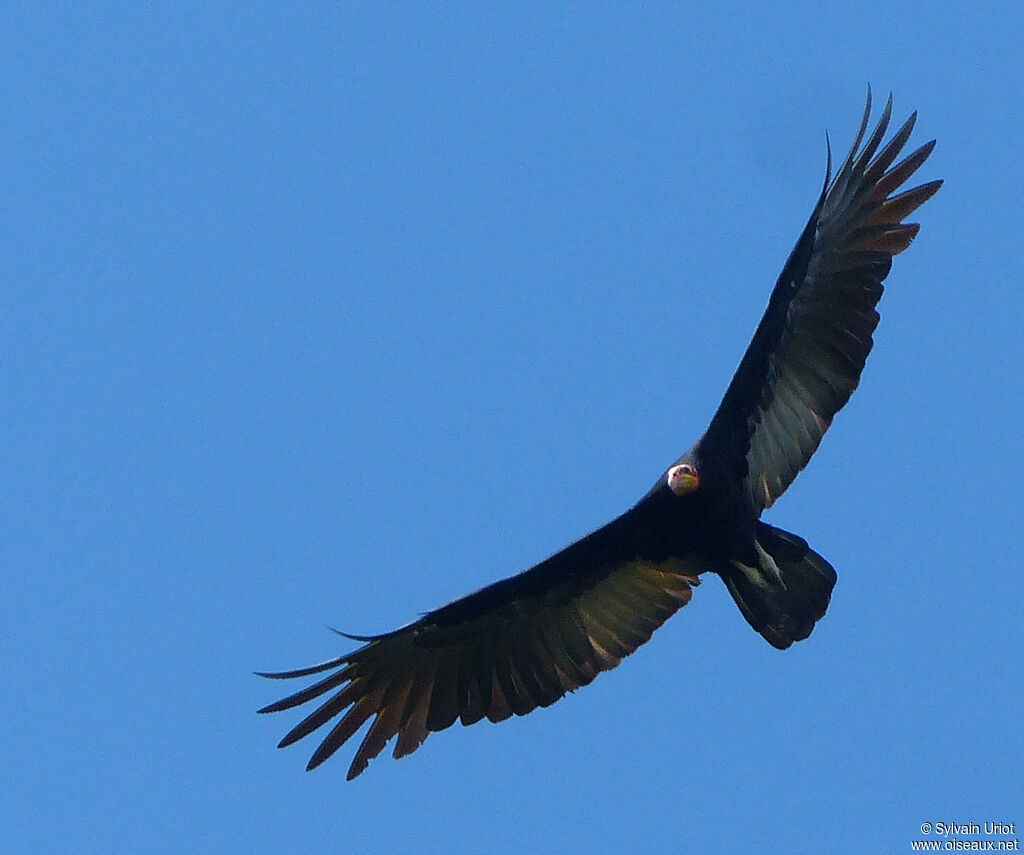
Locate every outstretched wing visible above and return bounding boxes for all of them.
[258,504,700,779]
[699,91,941,513]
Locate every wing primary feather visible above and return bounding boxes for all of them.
[277,677,371,749]
[327,629,386,642]
[257,663,357,714]
[861,111,917,184]
[828,88,874,203]
[850,93,893,176]
[866,180,943,227]
[255,654,351,681]
[307,690,383,772]
[870,140,937,201]
[347,666,415,779]
[393,656,436,759]
[853,223,920,254]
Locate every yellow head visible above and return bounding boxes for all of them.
[667,463,700,496]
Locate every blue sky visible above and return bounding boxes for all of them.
[3,4,1021,854]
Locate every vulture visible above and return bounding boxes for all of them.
[258,91,941,779]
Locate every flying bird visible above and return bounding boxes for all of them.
[258,91,941,780]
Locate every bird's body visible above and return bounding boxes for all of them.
[259,91,941,779]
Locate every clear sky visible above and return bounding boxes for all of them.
[3,4,1021,854]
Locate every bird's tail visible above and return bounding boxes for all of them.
[722,522,837,650]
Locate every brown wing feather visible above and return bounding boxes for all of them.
[700,91,941,512]
[258,516,700,780]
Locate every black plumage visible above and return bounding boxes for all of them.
[258,91,941,779]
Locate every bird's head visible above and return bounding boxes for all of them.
[666,462,700,497]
